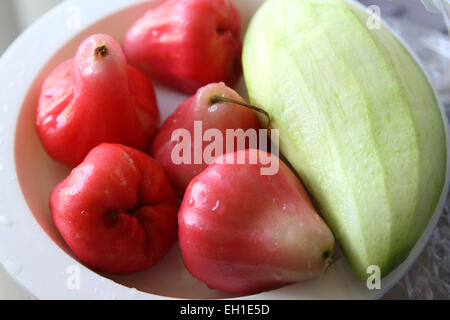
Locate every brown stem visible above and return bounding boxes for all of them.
[209,95,271,133]
[94,44,108,57]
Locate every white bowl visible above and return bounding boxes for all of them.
[0,0,448,300]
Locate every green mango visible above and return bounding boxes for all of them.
[242,0,447,278]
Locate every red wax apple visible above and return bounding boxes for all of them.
[50,143,179,274]
[36,34,159,167]
[123,0,242,93]
[151,82,261,195]
[178,149,335,294]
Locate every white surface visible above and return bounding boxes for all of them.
[0,265,31,300]
[0,0,448,300]
[0,0,64,56]
[0,1,20,54]
[12,0,63,30]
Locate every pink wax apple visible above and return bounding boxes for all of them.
[178,149,335,294]
[37,34,159,167]
[50,143,179,275]
[123,0,242,93]
[151,82,261,195]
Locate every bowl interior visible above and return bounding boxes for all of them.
[12,0,448,300]
[13,0,269,299]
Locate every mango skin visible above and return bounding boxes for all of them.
[243,0,447,279]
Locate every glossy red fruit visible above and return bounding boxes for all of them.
[50,143,179,275]
[178,149,335,294]
[151,82,261,195]
[37,34,159,167]
[123,0,242,93]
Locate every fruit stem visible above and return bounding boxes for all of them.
[94,44,108,57]
[209,96,271,133]
[322,250,333,273]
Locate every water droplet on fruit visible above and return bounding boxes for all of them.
[151,30,160,37]
[208,104,219,113]
[188,198,195,207]
[212,200,220,212]
[282,203,287,211]
[0,216,13,226]
[43,115,53,125]
[4,259,22,275]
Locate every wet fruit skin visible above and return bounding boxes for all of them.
[50,143,179,275]
[123,0,242,94]
[36,34,159,167]
[151,82,261,196]
[178,149,335,294]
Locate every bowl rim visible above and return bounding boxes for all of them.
[0,0,448,300]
